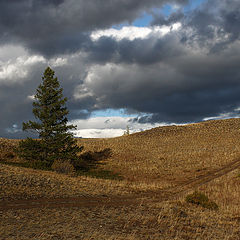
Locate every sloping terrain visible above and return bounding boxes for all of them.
[1,156,240,211]
[1,118,240,239]
[79,118,240,185]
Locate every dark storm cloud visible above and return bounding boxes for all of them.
[0,79,41,138]
[0,0,188,56]
[2,0,240,138]
[85,37,118,63]
[132,86,240,124]
[86,33,184,65]
[151,10,184,26]
[75,0,240,124]
[83,0,240,65]
[181,0,240,52]
[78,45,240,124]
[0,60,90,138]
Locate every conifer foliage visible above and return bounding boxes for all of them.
[17,67,83,168]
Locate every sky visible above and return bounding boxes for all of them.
[1,0,240,138]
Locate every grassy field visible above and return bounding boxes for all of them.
[78,118,240,189]
[1,118,240,239]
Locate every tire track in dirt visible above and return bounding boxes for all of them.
[0,195,137,211]
[1,158,240,211]
[166,157,240,200]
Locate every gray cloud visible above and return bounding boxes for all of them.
[1,0,240,138]
[83,0,240,64]
[0,0,187,56]
[85,33,184,65]
[87,33,184,65]
[76,46,240,124]
[181,0,240,52]
[0,53,90,138]
[151,10,184,26]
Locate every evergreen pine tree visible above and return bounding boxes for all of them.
[18,67,83,167]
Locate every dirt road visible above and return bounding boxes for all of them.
[1,157,240,211]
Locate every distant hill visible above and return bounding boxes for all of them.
[78,118,240,182]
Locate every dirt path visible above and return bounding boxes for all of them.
[167,157,240,199]
[1,158,240,211]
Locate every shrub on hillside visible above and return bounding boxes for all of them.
[51,160,76,175]
[72,148,112,171]
[186,191,219,210]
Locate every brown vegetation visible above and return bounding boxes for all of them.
[1,118,240,239]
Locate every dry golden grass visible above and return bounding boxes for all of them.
[0,138,19,162]
[0,164,137,201]
[1,201,240,240]
[77,118,240,188]
[1,118,240,239]
[195,169,240,216]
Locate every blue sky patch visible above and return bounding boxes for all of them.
[91,108,136,118]
[112,0,206,29]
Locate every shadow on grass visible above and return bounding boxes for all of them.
[0,148,123,181]
[76,169,123,180]
[0,160,52,171]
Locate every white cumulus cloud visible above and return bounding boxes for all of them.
[70,116,166,138]
[0,46,46,84]
[91,23,181,41]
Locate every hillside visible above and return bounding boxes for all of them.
[78,118,240,185]
[1,118,240,239]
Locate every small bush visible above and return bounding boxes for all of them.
[51,160,76,175]
[185,191,219,210]
[72,148,112,171]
